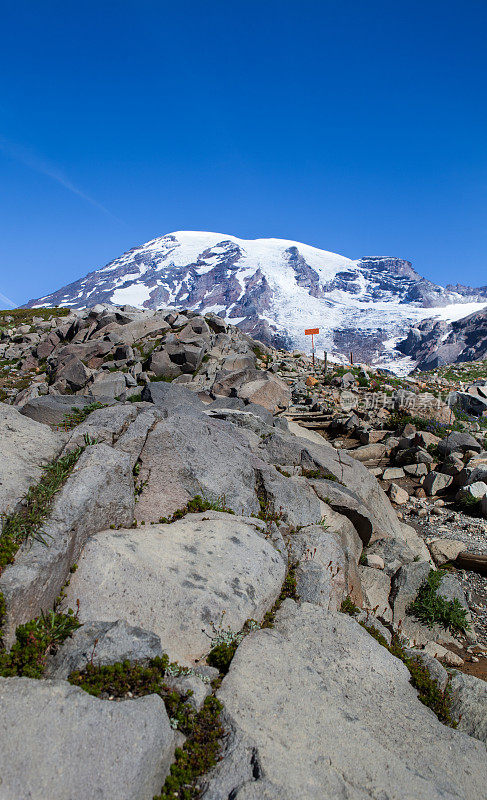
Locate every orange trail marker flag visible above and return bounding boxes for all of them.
[304,328,319,367]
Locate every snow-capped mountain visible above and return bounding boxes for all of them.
[26,231,487,370]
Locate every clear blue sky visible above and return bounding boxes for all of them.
[1,0,486,306]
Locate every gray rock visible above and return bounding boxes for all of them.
[358,565,392,621]
[45,620,164,679]
[0,444,135,644]
[114,408,162,467]
[205,601,486,800]
[456,481,487,501]
[382,466,406,480]
[65,512,286,665]
[64,403,138,451]
[423,471,453,496]
[148,349,183,379]
[0,677,174,800]
[89,371,127,399]
[141,380,205,415]
[348,442,386,462]
[135,413,260,522]
[287,523,351,611]
[310,479,373,545]
[449,672,487,744]
[237,374,291,412]
[0,402,65,520]
[269,422,407,545]
[256,466,323,527]
[20,394,99,426]
[438,431,482,457]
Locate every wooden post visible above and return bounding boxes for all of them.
[311,333,315,368]
[350,351,353,366]
[324,351,328,374]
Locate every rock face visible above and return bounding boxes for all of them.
[203,601,487,800]
[135,414,261,521]
[0,444,135,644]
[397,306,487,369]
[0,677,174,800]
[449,672,487,745]
[64,512,286,664]
[0,403,65,519]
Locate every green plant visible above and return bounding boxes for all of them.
[0,446,85,572]
[205,614,260,674]
[61,402,106,429]
[262,564,298,628]
[159,495,234,524]
[340,595,360,615]
[0,609,80,678]
[69,657,224,800]
[407,569,469,633]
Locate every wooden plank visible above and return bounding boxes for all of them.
[452,552,487,576]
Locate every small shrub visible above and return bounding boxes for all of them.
[0,610,80,678]
[340,596,360,615]
[262,564,298,628]
[61,402,106,429]
[407,569,469,633]
[0,446,85,571]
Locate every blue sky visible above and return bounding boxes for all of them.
[1,0,486,306]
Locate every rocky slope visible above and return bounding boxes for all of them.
[398,306,487,370]
[0,304,486,799]
[24,230,487,368]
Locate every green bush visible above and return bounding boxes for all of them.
[407,569,469,633]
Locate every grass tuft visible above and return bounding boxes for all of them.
[158,495,234,524]
[0,446,84,573]
[407,569,469,633]
[0,609,80,678]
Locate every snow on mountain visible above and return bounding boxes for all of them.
[26,231,487,370]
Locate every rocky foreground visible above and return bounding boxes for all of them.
[0,304,486,799]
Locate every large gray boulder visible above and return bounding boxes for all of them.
[449,672,487,745]
[141,380,205,415]
[266,422,407,544]
[203,601,487,800]
[45,619,164,679]
[64,403,138,451]
[438,431,481,457]
[0,402,65,520]
[64,512,286,665]
[20,395,99,426]
[135,414,260,521]
[311,479,374,545]
[0,444,135,644]
[0,677,174,800]
[256,465,323,528]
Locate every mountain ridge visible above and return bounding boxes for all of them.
[26,230,487,370]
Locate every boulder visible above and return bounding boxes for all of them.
[45,619,163,679]
[0,677,173,800]
[438,431,481,457]
[204,601,487,800]
[256,466,323,528]
[269,422,407,544]
[135,413,260,522]
[0,444,135,644]
[64,512,286,665]
[0,402,65,520]
[456,481,487,502]
[89,371,127,399]
[141,380,205,415]
[148,349,182,379]
[423,471,453,496]
[449,672,487,745]
[64,403,138,451]
[20,395,100,427]
[237,375,291,412]
[428,538,466,566]
[348,443,386,462]
[358,565,392,621]
[388,482,409,505]
[310,479,374,545]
